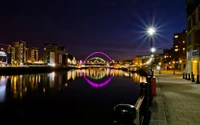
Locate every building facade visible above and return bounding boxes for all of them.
[133,55,150,66]
[0,51,7,66]
[173,30,187,70]
[163,48,173,69]
[29,47,39,62]
[185,0,200,77]
[7,45,15,65]
[14,41,29,65]
[43,44,68,67]
[68,54,77,65]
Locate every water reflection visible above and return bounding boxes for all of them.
[0,76,6,102]
[0,68,146,102]
[84,76,113,88]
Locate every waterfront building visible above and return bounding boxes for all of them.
[43,44,68,67]
[14,41,29,65]
[7,45,15,65]
[68,54,77,65]
[185,0,200,76]
[122,60,133,65]
[0,51,7,66]
[29,47,39,62]
[133,55,150,66]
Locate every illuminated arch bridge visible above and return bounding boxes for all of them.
[87,57,106,62]
[83,51,114,63]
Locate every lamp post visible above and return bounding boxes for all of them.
[173,61,175,74]
[159,62,161,74]
[147,27,156,77]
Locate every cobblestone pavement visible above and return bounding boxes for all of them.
[151,70,200,125]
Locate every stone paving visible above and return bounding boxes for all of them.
[150,70,200,125]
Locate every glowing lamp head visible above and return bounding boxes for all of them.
[147,27,156,36]
[151,47,156,53]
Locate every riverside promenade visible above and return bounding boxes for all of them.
[150,70,200,125]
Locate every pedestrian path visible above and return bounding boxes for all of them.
[153,70,200,125]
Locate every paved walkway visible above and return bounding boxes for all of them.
[150,70,200,125]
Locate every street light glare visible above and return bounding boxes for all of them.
[148,27,156,35]
[151,47,156,53]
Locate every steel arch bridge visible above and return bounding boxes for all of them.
[83,52,113,63]
[87,57,106,62]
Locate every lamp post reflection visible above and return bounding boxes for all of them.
[0,76,6,102]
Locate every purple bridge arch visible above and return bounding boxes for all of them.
[83,51,113,63]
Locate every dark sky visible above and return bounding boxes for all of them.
[0,0,186,61]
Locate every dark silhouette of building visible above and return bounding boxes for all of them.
[163,48,173,69]
[185,0,200,76]
[43,44,67,67]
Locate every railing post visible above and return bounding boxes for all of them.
[146,76,152,106]
[196,75,200,84]
[113,104,137,125]
[182,73,185,79]
[185,73,187,80]
[140,82,150,125]
[188,73,191,80]
[192,73,195,82]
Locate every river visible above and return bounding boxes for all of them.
[0,68,146,125]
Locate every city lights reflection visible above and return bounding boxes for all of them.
[0,76,6,102]
[0,68,146,101]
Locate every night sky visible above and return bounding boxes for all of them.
[0,0,186,61]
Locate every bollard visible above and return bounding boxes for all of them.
[192,73,195,82]
[113,104,137,125]
[146,76,153,106]
[183,73,185,79]
[185,73,187,80]
[152,77,156,96]
[140,82,149,125]
[188,73,191,80]
[196,75,200,84]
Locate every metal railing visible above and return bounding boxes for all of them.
[113,76,153,125]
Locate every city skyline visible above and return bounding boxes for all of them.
[0,0,186,60]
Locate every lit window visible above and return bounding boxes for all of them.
[175,49,178,51]
[183,48,185,50]
[175,45,178,48]
[183,41,185,43]
[174,35,178,38]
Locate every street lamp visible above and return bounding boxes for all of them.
[173,61,175,74]
[147,27,156,77]
[147,27,156,36]
[159,62,161,74]
[151,47,156,53]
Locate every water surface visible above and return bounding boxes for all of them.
[0,68,146,125]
